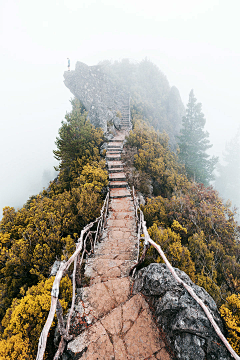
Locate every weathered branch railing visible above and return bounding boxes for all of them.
[131,186,240,360]
[129,95,132,131]
[36,191,109,360]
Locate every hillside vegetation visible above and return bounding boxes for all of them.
[123,112,240,353]
[0,60,240,358]
[0,99,108,359]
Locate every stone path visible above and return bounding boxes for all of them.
[67,130,172,359]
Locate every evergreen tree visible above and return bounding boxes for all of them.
[53,98,105,191]
[178,90,218,185]
[215,128,240,216]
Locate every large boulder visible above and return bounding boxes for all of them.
[64,62,128,132]
[133,263,232,360]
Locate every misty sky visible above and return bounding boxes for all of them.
[0,0,240,218]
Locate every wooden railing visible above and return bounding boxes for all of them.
[36,192,110,360]
[131,186,240,360]
[129,96,132,131]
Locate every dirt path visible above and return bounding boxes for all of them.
[67,131,172,359]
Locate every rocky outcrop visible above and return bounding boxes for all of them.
[64,62,128,132]
[63,59,185,144]
[166,86,185,139]
[133,263,232,360]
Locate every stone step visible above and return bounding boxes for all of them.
[74,277,131,321]
[108,142,123,146]
[109,172,126,181]
[108,168,124,173]
[109,181,128,188]
[85,258,135,285]
[110,188,131,198]
[107,148,122,152]
[107,145,122,149]
[107,152,122,156]
[67,292,168,360]
[109,177,127,183]
[108,139,124,143]
[106,154,121,161]
[107,161,123,169]
[107,151,122,154]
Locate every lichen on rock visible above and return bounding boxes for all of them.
[133,263,232,360]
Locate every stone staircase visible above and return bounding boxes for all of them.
[106,132,131,199]
[66,129,172,359]
[120,103,131,130]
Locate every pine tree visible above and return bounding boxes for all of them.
[178,90,218,185]
[215,128,240,215]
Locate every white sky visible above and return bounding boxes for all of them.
[0,0,240,217]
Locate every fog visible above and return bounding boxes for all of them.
[1,0,240,218]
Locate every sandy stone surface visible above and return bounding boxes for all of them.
[110,187,131,198]
[109,172,126,180]
[67,130,172,359]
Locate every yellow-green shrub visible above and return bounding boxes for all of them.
[220,294,240,354]
[147,223,195,281]
[0,276,71,359]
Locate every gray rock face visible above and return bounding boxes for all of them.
[133,263,232,360]
[64,62,128,132]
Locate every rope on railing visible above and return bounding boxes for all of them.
[36,191,110,360]
[131,186,240,360]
